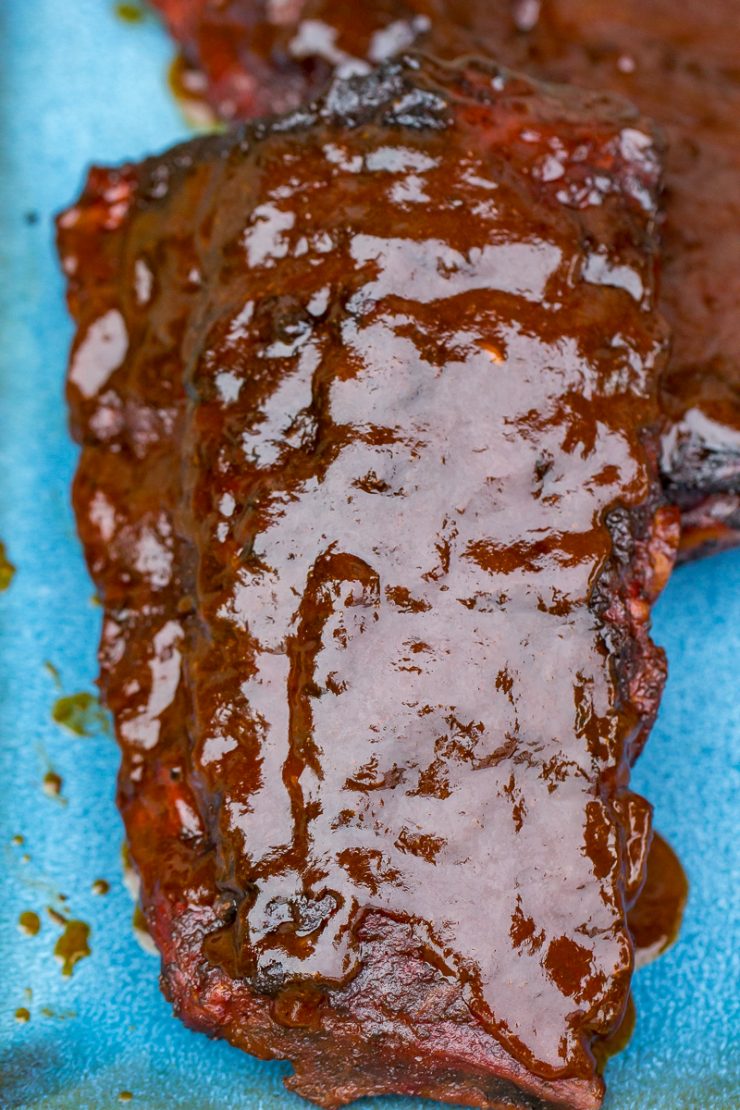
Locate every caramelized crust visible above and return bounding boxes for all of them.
[58,57,678,1109]
[150,0,740,557]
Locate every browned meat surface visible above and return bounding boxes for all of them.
[58,56,680,1110]
[150,0,740,559]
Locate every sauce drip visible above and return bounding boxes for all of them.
[54,920,91,976]
[593,831,688,1067]
[92,878,110,896]
[52,692,109,737]
[630,831,688,968]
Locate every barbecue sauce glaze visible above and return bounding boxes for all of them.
[58,56,679,1108]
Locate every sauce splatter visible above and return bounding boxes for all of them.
[15,1008,30,1023]
[18,911,40,936]
[39,1006,76,1020]
[52,692,109,737]
[115,2,144,22]
[54,920,91,976]
[43,660,62,687]
[119,1094,134,1103]
[42,770,64,799]
[92,878,110,896]
[47,906,66,926]
[0,541,15,591]
[11,834,24,847]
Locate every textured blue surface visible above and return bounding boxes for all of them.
[0,2,738,1107]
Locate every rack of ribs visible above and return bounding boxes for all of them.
[149,0,740,559]
[58,55,680,1110]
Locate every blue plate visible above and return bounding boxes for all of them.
[1,2,738,1107]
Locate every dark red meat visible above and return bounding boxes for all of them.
[58,56,680,1109]
[149,0,740,559]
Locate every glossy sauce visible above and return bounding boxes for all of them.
[187,65,669,1079]
[590,831,688,1066]
[58,54,678,1108]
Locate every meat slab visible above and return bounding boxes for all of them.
[58,56,679,1109]
[150,0,740,558]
